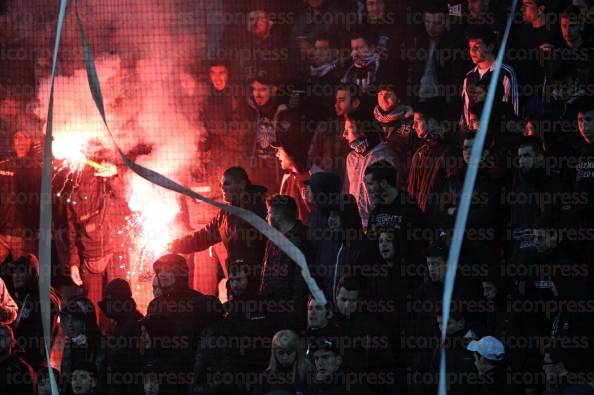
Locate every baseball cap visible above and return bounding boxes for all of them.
[467,336,505,361]
[306,336,340,358]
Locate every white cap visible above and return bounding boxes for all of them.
[467,336,505,361]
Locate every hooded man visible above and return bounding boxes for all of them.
[143,254,223,394]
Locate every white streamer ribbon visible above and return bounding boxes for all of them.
[38,0,69,394]
[438,2,518,395]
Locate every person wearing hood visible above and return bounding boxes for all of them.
[9,254,61,370]
[0,128,42,263]
[311,194,373,299]
[169,167,268,284]
[342,111,398,228]
[0,277,18,325]
[143,254,223,394]
[273,134,313,225]
[246,70,308,193]
[98,278,143,395]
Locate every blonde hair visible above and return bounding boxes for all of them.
[266,330,309,381]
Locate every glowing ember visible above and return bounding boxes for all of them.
[126,173,182,282]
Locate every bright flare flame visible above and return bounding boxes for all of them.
[52,134,89,170]
[127,174,181,277]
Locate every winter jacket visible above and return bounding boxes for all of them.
[259,220,311,331]
[170,184,268,278]
[310,194,371,299]
[343,138,398,228]
[144,287,224,380]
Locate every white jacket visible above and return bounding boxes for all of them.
[344,142,398,227]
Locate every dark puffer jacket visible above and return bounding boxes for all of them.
[259,220,312,331]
